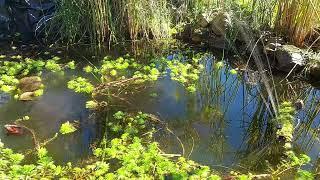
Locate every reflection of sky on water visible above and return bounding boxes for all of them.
[0,53,319,170]
[0,71,95,164]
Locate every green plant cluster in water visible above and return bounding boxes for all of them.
[0,55,75,95]
[67,77,94,94]
[276,101,295,148]
[93,133,220,179]
[68,54,208,98]
[93,56,161,83]
[271,150,314,179]
[108,111,148,135]
[0,112,223,179]
[166,53,205,93]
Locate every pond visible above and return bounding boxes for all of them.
[0,43,319,174]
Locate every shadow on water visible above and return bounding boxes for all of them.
[0,42,319,172]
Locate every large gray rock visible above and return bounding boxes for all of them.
[308,55,320,80]
[274,45,306,72]
[208,11,231,37]
[196,14,210,28]
[18,76,42,92]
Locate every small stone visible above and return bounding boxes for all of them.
[276,123,283,130]
[294,99,304,110]
[19,92,35,101]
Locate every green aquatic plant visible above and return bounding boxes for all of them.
[93,133,218,179]
[107,111,149,136]
[66,61,76,70]
[45,60,62,72]
[276,101,296,148]
[0,56,76,97]
[59,121,77,135]
[83,65,93,73]
[86,100,99,110]
[214,61,224,70]
[166,53,205,93]
[230,68,238,75]
[270,151,313,178]
[0,134,221,179]
[67,77,94,94]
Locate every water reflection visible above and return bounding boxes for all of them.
[0,48,320,174]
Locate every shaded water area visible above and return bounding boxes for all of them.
[0,43,320,173]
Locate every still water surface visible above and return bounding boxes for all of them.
[0,48,319,171]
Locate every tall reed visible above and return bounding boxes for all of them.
[50,0,171,45]
[275,0,320,46]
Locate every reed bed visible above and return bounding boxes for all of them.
[275,0,320,46]
[49,0,172,45]
[48,0,320,47]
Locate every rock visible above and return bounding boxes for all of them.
[264,42,282,53]
[0,93,10,106]
[196,14,210,28]
[209,12,231,36]
[191,33,203,43]
[208,36,227,49]
[18,76,42,92]
[309,60,320,80]
[274,45,306,72]
[4,124,23,135]
[19,92,35,101]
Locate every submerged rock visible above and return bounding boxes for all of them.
[0,92,10,106]
[19,91,35,101]
[18,76,42,92]
[4,124,23,135]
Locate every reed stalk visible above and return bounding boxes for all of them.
[275,0,320,46]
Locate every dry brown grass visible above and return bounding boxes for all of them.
[275,0,320,47]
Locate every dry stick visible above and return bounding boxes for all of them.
[148,114,186,157]
[15,120,40,149]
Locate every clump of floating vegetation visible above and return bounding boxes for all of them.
[67,53,208,110]
[0,55,75,98]
[276,101,296,149]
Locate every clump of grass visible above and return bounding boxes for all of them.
[275,0,320,46]
[49,0,172,45]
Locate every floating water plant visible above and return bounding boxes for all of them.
[166,53,205,93]
[67,77,94,94]
[86,100,99,109]
[59,121,77,135]
[0,55,76,98]
[107,111,149,136]
[276,101,295,147]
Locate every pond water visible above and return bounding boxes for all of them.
[0,44,319,172]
